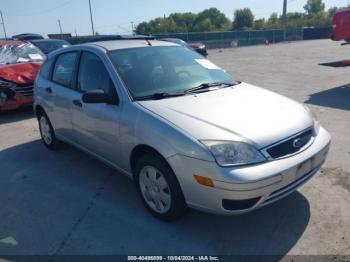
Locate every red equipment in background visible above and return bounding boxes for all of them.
[332,9,350,42]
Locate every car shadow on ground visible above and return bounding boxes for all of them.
[0,140,311,256]
[0,107,35,125]
[319,61,350,67]
[305,83,350,111]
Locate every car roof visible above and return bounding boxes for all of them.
[85,39,178,51]
[31,39,69,43]
[12,33,44,40]
[87,34,154,43]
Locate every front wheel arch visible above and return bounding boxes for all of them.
[130,145,169,176]
[133,151,188,220]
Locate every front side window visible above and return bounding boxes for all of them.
[77,52,112,94]
[52,52,78,87]
[108,46,233,98]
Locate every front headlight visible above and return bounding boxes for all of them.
[201,140,266,167]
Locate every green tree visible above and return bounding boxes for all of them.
[136,22,151,34]
[193,18,215,32]
[168,12,196,32]
[253,18,265,30]
[265,12,280,29]
[194,8,231,32]
[286,12,305,28]
[328,7,339,17]
[233,8,254,30]
[304,0,325,16]
[135,7,230,34]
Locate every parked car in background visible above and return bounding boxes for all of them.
[12,33,44,41]
[161,38,208,57]
[34,39,330,221]
[31,39,71,55]
[332,9,350,42]
[88,34,154,43]
[0,40,44,112]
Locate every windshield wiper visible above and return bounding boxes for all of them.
[135,92,186,101]
[185,82,237,94]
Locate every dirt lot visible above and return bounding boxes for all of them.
[0,39,349,257]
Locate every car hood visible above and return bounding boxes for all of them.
[138,83,313,148]
[0,63,41,85]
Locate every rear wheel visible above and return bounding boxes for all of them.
[134,154,187,221]
[38,112,60,150]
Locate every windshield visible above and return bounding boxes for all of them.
[108,46,234,98]
[0,42,45,65]
[34,40,70,54]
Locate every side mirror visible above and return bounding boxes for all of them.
[82,89,118,105]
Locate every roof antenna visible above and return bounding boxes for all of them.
[146,39,152,46]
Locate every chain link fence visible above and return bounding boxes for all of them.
[155,29,316,49]
[66,27,332,49]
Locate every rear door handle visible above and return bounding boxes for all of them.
[72,99,82,108]
[45,87,52,94]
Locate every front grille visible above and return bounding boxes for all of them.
[266,129,313,159]
[14,85,34,97]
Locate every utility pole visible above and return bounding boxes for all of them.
[130,21,134,34]
[282,0,288,41]
[57,19,63,39]
[88,0,95,36]
[0,10,7,40]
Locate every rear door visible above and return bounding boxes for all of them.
[49,51,81,141]
[71,51,122,164]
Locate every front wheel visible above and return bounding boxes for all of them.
[134,154,187,221]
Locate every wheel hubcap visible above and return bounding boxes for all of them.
[139,166,171,214]
[40,116,52,145]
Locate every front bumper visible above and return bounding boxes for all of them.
[167,126,331,215]
[0,93,33,112]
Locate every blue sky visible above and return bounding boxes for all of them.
[0,0,349,37]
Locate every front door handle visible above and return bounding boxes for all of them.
[45,87,52,94]
[72,100,82,108]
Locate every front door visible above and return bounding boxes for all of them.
[71,51,122,165]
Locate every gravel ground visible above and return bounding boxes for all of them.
[0,39,349,258]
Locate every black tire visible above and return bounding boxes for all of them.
[134,153,187,221]
[37,111,60,150]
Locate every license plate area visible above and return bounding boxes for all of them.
[296,158,314,180]
[295,143,329,180]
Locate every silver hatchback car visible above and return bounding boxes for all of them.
[34,40,331,220]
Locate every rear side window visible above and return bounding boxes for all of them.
[52,52,78,87]
[77,52,112,94]
[40,59,54,80]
